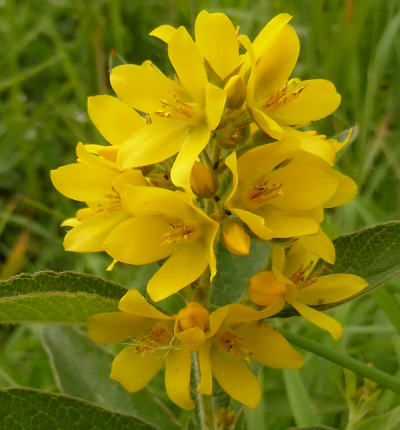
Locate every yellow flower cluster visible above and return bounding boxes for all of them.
[51,11,368,409]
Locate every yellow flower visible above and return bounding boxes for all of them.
[88,290,203,410]
[220,221,251,256]
[225,139,357,240]
[110,26,226,189]
[103,185,219,301]
[151,10,242,83]
[196,302,303,408]
[248,246,368,340]
[51,142,147,253]
[244,14,341,139]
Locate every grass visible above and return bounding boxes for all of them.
[1,0,400,428]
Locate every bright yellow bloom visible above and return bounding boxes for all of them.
[110,26,226,189]
[248,246,368,340]
[244,14,341,139]
[103,186,219,301]
[196,302,303,408]
[51,142,147,253]
[88,290,202,410]
[225,139,357,240]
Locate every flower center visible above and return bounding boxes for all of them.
[263,78,305,112]
[218,330,252,364]
[156,93,203,126]
[248,179,283,207]
[162,221,200,246]
[133,326,172,356]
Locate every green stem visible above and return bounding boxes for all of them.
[193,352,217,430]
[279,329,400,396]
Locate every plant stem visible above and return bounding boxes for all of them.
[280,329,400,396]
[193,352,217,430]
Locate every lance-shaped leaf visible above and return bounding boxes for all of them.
[0,271,127,323]
[40,325,180,430]
[0,388,157,429]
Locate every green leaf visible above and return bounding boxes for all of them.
[0,388,157,429]
[286,426,337,430]
[316,221,400,309]
[283,369,317,427]
[40,325,180,430]
[0,271,127,323]
[210,240,271,306]
[353,405,400,430]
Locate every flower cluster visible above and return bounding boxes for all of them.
[51,11,368,409]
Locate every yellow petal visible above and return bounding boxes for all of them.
[111,345,164,392]
[110,63,178,113]
[171,125,210,189]
[198,342,213,394]
[261,207,320,238]
[120,184,193,220]
[324,170,358,208]
[195,10,239,80]
[87,311,154,344]
[50,164,119,202]
[205,83,226,130]
[207,306,230,338]
[225,300,284,325]
[210,345,261,409]
[252,14,293,61]
[149,24,176,43]
[235,323,304,369]
[64,211,129,252]
[87,95,145,146]
[165,348,195,410]
[268,79,341,126]
[287,230,335,270]
[272,246,286,275]
[111,169,147,195]
[147,240,208,302]
[283,127,336,165]
[254,24,299,101]
[289,300,343,340]
[297,274,368,305]
[103,216,174,265]
[232,208,274,240]
[168,26,207,103]
[116,119,186,170]
[118,289,171,320]
[249,106,284,139]
[175,327,205,350]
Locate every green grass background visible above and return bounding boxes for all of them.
[1,0,400,429]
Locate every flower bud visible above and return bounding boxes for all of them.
[225,75,246,109]
[190,161,217,197]
[178,302,209,331]
[248,270,286,306]
[221,221,251,256]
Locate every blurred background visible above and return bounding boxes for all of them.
[1,0,400,428]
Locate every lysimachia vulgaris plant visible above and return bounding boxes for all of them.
[4,9,391,430]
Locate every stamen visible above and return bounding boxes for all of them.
[264,78,305,111]
[219,330,252,364]
[132,326,172,356]
[248,180,283,205]
[155,93,201,125]
[290,264,331,290]
[161,221,199,246]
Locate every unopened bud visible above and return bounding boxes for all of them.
[178,302,209,331]
[221,222,251,256]
[248,270,286,306]
[225,75,246,109]
[190,161,216,197]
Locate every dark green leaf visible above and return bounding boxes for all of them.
[40,325,180,430]
[286,426,337,430]
[0,271,127,323]
[0,388,157,429]
[210,240,271,306]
